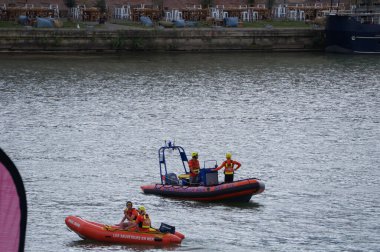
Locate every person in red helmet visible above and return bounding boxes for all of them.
[213,152,241,183]
[118,201,139,230]
[188,152,200,186]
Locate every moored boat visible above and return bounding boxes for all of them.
[65,215,184,245]
[141,141,265,202]
[325,1,380,53]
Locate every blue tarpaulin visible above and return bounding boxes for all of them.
[224,17,238,27]
[185,21,197,27]
[173,19,185,28]
[18,16,29,25]
[36,17,54,28]
[140,16,153,27]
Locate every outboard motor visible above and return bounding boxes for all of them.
[159,223,175,234]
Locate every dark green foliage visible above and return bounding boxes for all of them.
[152,0,163,9]
[95,0,107,13]
[64,0,76,9]
[112,35,126,50]
[267,0,276,12]
[201,0,213,8]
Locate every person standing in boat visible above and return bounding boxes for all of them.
[188,152,200,186]
[119,201,139,230]
[213,152,241,183]
[136,206,151,232]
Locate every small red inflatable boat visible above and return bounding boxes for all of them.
[65,215,184,245]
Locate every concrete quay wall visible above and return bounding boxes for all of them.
[0,28,325,52]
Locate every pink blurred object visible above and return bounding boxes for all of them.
[0,149,27,252]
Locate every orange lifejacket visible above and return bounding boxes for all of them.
[124,208,138,221]
[224,160,234,175]
[188,159,200,176]
[137,214,151,229]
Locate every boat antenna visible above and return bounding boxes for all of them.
[164,140,172,148]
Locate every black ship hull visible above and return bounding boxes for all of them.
[325,14,380,53]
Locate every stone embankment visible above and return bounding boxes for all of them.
[0,26,325,52]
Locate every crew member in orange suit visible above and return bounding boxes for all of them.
[136,206,151,232]
[188,152,200,186]
[213,152,241,183]
[119,201,139,230]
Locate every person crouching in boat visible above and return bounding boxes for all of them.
[136,206,151,232]
[213,152,241,183]
[118,201,139,230]
[188,152,200,186]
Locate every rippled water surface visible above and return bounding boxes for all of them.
[0,52,379,252]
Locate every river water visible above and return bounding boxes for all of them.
[0,52,379,252]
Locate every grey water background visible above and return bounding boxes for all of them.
[0,52,379,252]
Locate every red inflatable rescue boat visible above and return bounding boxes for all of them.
[65,215,184,245]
